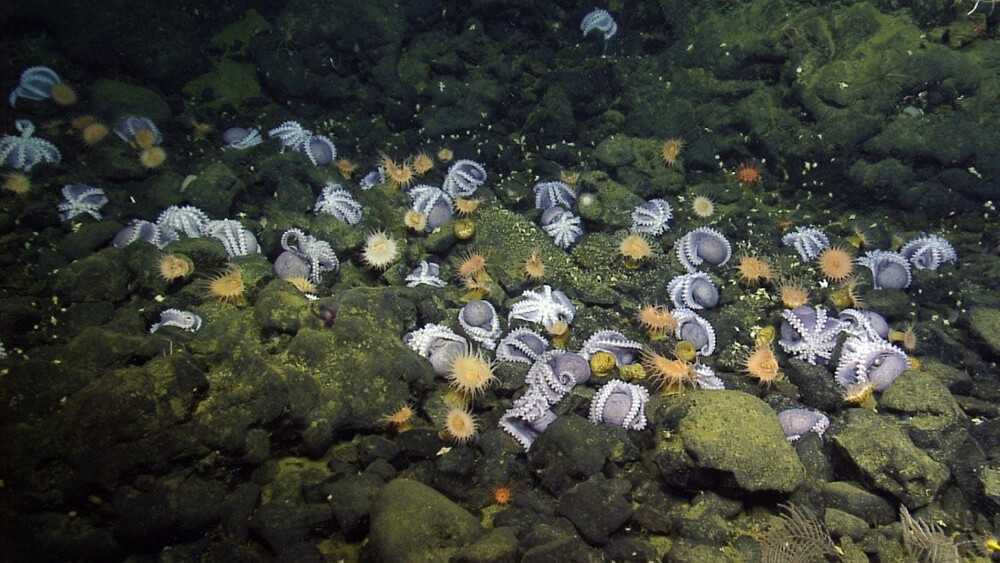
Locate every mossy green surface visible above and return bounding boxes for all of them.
[650,390,806,493]
[967,306,1000,355]
[183,59,264,110]
[830,408,950,507]
[369,478,484,562]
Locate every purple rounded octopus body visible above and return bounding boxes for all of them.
[589,380,649,430]
[675,227,731,272]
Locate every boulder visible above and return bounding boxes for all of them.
[649,390,806,493]
[369,478,484,562]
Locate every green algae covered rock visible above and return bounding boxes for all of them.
[593,134,636,168]
[183,59,264,110]
[52,247,132,304]
[369,478,484,562]
[967,306,1000,356]
[90,79,171,122]
[649,390,806,493]
[472,206,618,306]
[528,414,615,495]
[252,279,315,333]
[285,287,432,453]
[181,161,244,217]
[830,409,949,507]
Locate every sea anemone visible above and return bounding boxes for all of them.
[159,253,194,282]
[741,343,781,385]
[736,163,762,187]
[846,225,871,249]
[453,219,476,240]
[691,195,715,218]
[448,346,496,397]
[443,407,478,444]
[81,122,110,146]
[334,158,358,179]
[285,276,317,294]
[70,115,96,129]
[559,170,580,186]
[455,248,488,280]
[829,276,866,310]
[735,254,773,285]
[403,209,427,232]
[382,404,416,432]
[133,127,159,150]
[636,304,677,337]
[380,154,415,189]
[661,139,683,166]
[842,381,876,409]
[50,82,77,106]
[817,246,855,282]
[437,148,454,163]
[411,151,434,175]
[186,118,213,141]
[202,265,246,304]
[3,173,31,195]
[619,233,653,265]
[888,322,919,351]
[522,248,546,281]
[491,484,514,506]
[454,197,482,216]
[362,230,400,270]
[777,278,810,308]
[642,348,696,392]
[140,146,167,169]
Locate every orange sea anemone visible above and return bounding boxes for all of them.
[159,253,194,282]
[636,304,677,337]
[380,154,415,189]
[661,139,683,167]
[777,278,810,309]
[522,248,546,281]
[139,146,167,169]
[642,348,697,392]
[817,245,855,282]
[735,255,774,285]
[443,407,478,444]
[383,404,416,432]
[736,163,762,187]
[454,197,482,216]
[411,151,434,175]
[3,173,31,195]
[203,265,246,304]
[455,249,489,280]
[491,484,514,506]
[334,157,359,179]
[437,148,454,163]
[741,343,781,385]
[82,122,110,146]
[619,233,653,264]
[448,346,496,397]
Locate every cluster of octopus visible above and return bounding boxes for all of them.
[3,63,960,453]
[402,187,959,449]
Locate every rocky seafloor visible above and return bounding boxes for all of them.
[1,0,999,561]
